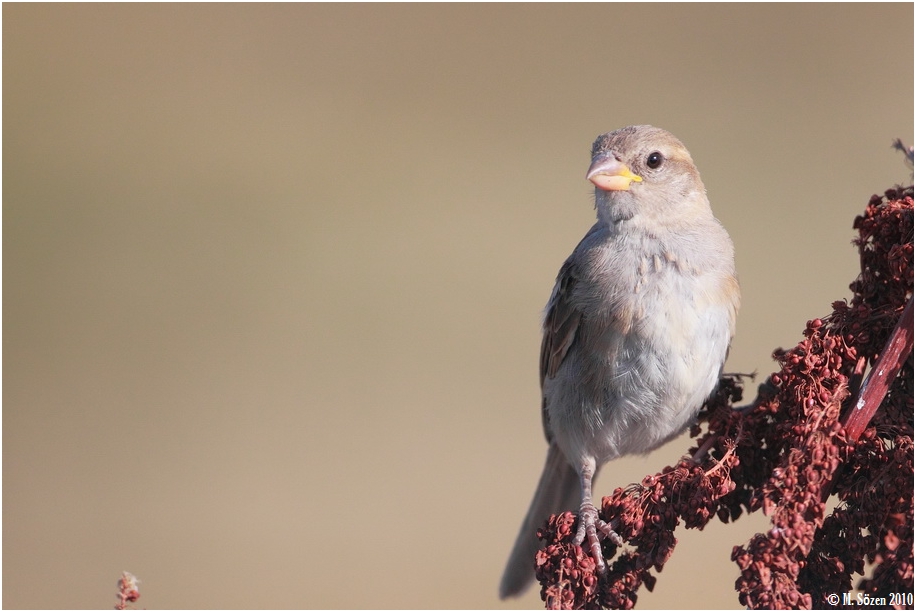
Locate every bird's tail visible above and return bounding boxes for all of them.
[499,443,581,599]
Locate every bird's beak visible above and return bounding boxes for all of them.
[586,154,643,191]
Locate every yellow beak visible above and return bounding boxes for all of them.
[586,154,643,191]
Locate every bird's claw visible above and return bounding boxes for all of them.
[574,503,621,574]
[597,520,624,547]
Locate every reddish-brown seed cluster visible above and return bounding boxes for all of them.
[535,512,600,609]
[115,572,140,610]
[733,187,914,609]
[535,186,913,609]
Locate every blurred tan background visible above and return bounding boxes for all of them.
[3,3,912,609]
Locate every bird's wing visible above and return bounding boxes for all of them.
[540,258,582,387]
[539,237,594,442]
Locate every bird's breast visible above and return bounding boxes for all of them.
[545,231,735,463]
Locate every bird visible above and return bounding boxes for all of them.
[499,125,740,599]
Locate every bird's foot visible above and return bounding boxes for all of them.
[574,502,623,574]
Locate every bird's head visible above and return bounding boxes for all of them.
[587,125,710,226]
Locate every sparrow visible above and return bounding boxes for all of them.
[499,125,740,598]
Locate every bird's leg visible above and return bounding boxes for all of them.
[574,460,622,574]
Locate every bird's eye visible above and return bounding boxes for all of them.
[646,152,663,169]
